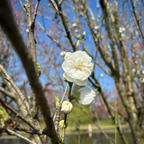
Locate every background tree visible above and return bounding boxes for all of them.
[0,0,144,144]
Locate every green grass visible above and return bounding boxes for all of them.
[97,119,113,125]
[66,119,128,133]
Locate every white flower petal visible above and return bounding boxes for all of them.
[78,87,96,105]
[64,52,72,59]
[64,73,88,86]
[62,51,93,86]
[75,79,88,86]
[63,73,74,82]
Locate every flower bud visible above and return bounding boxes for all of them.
[94,25,99,30]
[72,23,77,28]
[100,73,104,78]
[60,51,66,57]
[61,101,73,114]
[60,51,72,59]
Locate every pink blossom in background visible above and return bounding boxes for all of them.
[88,124,92,138]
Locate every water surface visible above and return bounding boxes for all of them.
[0,132,132,144]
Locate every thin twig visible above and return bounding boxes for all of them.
[54,0,76,51]
[48,0,58,11]
[53,83,69,121]
[0,87,15,99]
[60,83,69,104]
[0,64,30,116]
[0,99,36,130]
[18,0,27,13]
[6,128,36,144]
[89,77,128,144]
[37,21,66,50]
[32,0,41,29]
[130,0,144,43]
[25,0,37,62]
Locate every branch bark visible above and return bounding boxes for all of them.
[0,1,59,144]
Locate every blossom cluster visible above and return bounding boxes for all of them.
[61,51,96,107]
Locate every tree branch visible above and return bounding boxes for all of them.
[54,0,76,51]
[0,87,15,99]
[6,128,36,144]
[0,1,58,144]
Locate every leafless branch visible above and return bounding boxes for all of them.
[0,87,15,99]
[6,128,36,144]
[0,1,59,144]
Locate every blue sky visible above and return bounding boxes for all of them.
[9,0,115,95]
[11,0,144,98]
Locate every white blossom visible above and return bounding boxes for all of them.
[142,70,144,75]
[132,68,136,73]
[26,28,29,33]
[82,31,86,36]
[119,27,125,33]
[135,31,139,36]
[60,51,66,57]
[121,33,125,37]
[72,23,77,28]
[100,73,104,78]
[62,51,94,86]
[61,101,73,114]
[78,87,96,105]
[94,25,99,30]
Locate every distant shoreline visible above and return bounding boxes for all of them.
[66,124,128,134]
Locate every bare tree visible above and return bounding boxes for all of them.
[0,0,144,144]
